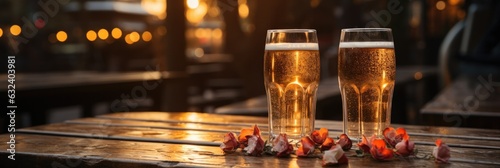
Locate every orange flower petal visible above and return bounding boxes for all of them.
[370,139,394,161]
[297,136,315,157]
[320,137,335,151]
[311,128,329,145]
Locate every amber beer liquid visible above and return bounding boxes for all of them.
[264,43,320,142]
[338,42,395,140]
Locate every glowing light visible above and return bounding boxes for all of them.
[10,25,21,36]
[142,31,152,42]
[436,1,446,10]
[56,31,67,42]
[414,72,423,80]
[125,34,134,44]
[448,0,460,6]
[141,0,167,19]
[194,48,204,58]
[98,29,109,40]
[86,30,97,41]
[0,28,3,37]
[186,1,207,24]
[212,28,222,39]
[187,0,199,9]
[195,28,204,38]
[130,32,140,42]
[111,28,122,39]
[238,3,249,19]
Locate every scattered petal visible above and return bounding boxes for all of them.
[244,135,265,156]
[322,144,348,166]
[220,132,239,153]
[370,139,394,161]
[311,128,329,145]
[337,134,353,150]
[272,134,294,157]
[296,136,315,157]
[383,127,408,147]
[238,125,262,148]
[357,135,376,153]
[433,139,451,163]
[320,137,335,151]
[395,135,415,157]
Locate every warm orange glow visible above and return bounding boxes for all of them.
[186,1,207,24]
[448,0,460,6]
[86,30,97,41]
[111,28,122,39]
[142,31,152,42]
[0,28,3,37]
[56,31,67,42]
[212,28,222,39]
[186,0,199,9]
[98,29,109,40]
[142,0,166,19]
[238,3,249,19]
[310,0,320,8]
[436,1,446,10]
[414,72,423,80]
[10,25,21,36]
[129,32,140,42]
[124,34,134,44]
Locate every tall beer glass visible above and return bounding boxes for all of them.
[264,29,320,142]
[338,28,395,141]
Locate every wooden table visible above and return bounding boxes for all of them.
[1,112,499,167]
[421,74,500,128]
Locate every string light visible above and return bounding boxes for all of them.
[56,31,67,42]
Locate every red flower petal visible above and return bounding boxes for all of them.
[244,135,265,156]
[322,144,348,166]
[272,133,294,157]
[311,128,329,145]
[220,132,239,153]
[337,134,353,150]
[383,127,408,147]
[320,137,335,151]
[370,139,394,161]
[357,135,376,153]
[297,136,315,157]
[433,139,451,163]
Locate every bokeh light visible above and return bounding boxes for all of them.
[142,31,152,42]
[111,28,122,39]
[10,25,21,36]
[56,31,67,42]
[86,30,97,41]
[98,29,109,40]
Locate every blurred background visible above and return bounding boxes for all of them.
[1,0,499,132]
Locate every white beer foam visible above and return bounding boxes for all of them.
[265,43,319,51]
[339,42,394,48]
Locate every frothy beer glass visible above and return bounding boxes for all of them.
[338,28,395,140]
[264,29,320,142]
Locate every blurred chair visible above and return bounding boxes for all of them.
[438,3,493,88]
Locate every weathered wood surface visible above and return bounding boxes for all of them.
[421,75,500,128]
[2,112,500,167]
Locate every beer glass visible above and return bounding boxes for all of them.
[264,29,320,142]
[338,28,395,141]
